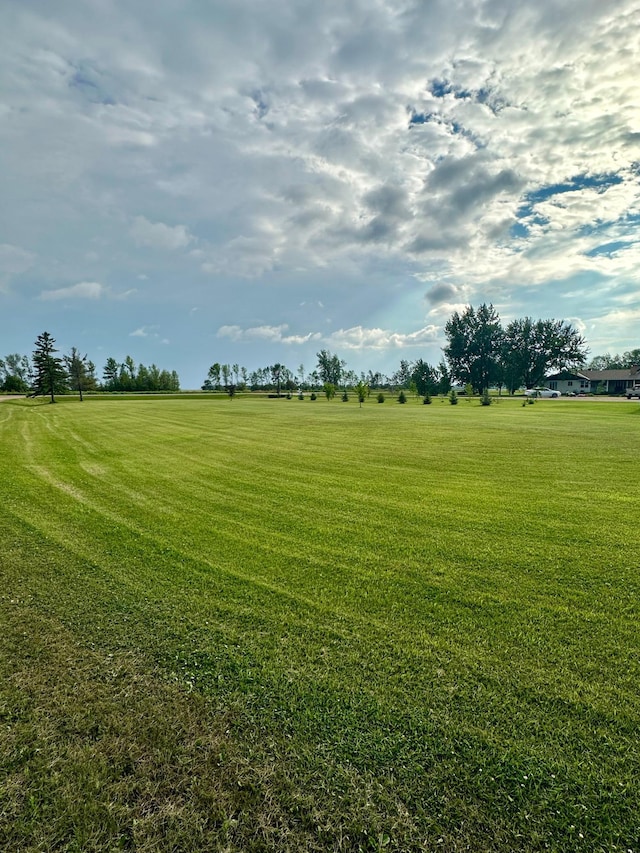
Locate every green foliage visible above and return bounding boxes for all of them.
[445,307,588,395]
[480,388,492,406]
[323,382,336,401]
[588,348,640,370]
[411,359,440,396]
[31,331,67,402]
[316,349,343,386]
[0,353,31,392]
[502,317,588,392]
[354,380,368,407]
[423,392,432,404]
[310,392,317,400]
[448,389,458,405]
[377,392,385,403]
[398,390,407,404]
[64,347,96,401]
[464,382,473,399]
[341,390,349,402]
[1,373,29,393]
[444,303,503,393]
[298,392,304,400]
[103,356,179,392]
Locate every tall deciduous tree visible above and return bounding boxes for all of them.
[411,359,440,397]
[32,332,67,403]
[316,350,343,386]
[208,363,222,390]
[588,348,640,370]
[269,363,286,395]
[0,353,31,392]
[444,304,503,394]
[502,318,588,391]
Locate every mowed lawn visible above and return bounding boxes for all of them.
[1,395,639,852]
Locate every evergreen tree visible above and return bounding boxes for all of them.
[64,347,91,401]
[32,332,67,403]
[102,357,120,390]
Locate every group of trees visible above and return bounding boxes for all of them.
[587,349,640,370]
[0,353,32,393]
[102,356,180,392]
[5,308,621,404]
[1,333,180,400]
[201,307,589,399]
[444,305,588,394]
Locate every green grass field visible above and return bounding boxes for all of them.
[1,395,639,852]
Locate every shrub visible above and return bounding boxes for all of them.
[377,392,385,403]
[286,391,292,399]
[298,392,304,400]
[398,390,407,404]
[480,389,492,406]
[449,389,458,405]
[310,392,317,400]
[423,392,432,405]
[342,390,349,402]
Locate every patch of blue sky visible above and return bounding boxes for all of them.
[427,80,506,114]
[69,67,116,105]
[408,110,482,147]
[408,111,433,125]
[585,240,633,258]
[509,222,529,239]
[428,79,473,100]
[524,172,623,207]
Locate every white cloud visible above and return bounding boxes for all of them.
[130,216,194,250]
[217,324,322,345]
[130,326,151,337]
[327,325,440,350]
[40,281,105,300]
[217,323,438,350]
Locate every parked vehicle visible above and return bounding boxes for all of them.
[524,388,561,398]
[626,384,640,399]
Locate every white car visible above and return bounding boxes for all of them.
[524,388,561,398]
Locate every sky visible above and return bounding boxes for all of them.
[1,0,640,388]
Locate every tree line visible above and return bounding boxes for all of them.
[202,307,594,397]
[0,332,180,400]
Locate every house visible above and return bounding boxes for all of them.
[582,366,640,394]
[544,366,640,395]
[545,371,593,395]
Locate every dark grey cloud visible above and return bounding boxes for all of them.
[424,283,460,305]
[363,184,410,219]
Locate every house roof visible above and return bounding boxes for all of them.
[545,367,640,382]
[546,371,589,381]
[582,367,640,380]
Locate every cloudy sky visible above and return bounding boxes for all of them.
[2,0,639,387]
